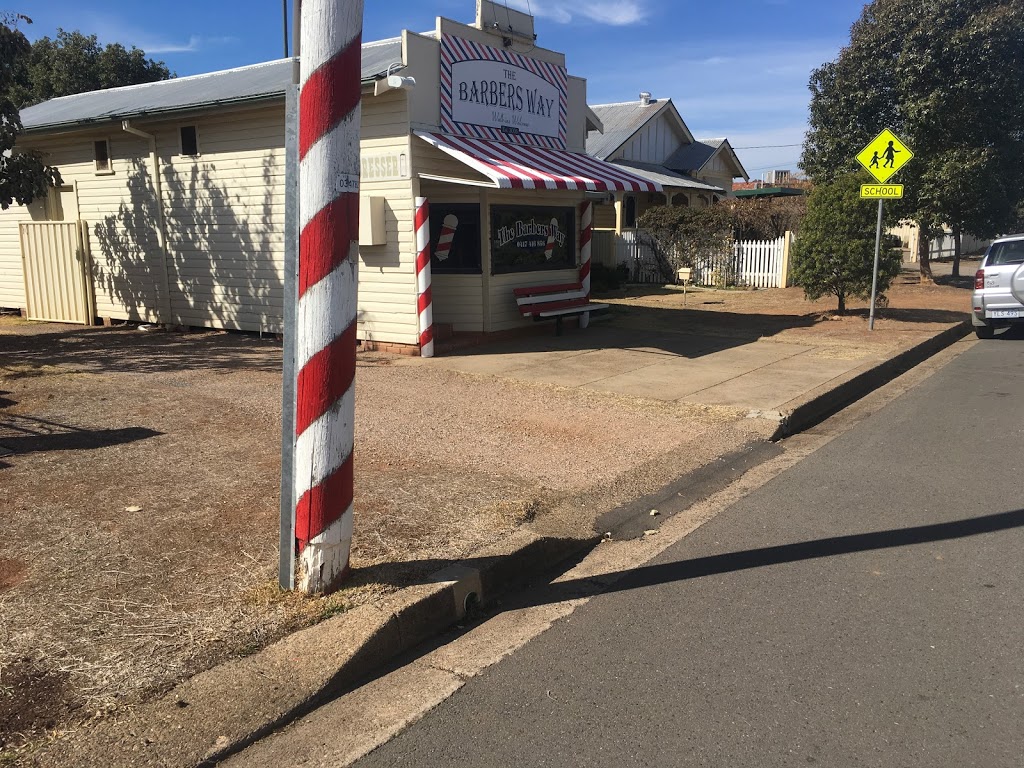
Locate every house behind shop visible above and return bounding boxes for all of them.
[2,1,746,353]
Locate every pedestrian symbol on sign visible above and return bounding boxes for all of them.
[881,141,900,169]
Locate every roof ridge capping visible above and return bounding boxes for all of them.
[37,58,296,105]
[590,98,668,108]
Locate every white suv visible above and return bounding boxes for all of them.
[972,234,1024,339]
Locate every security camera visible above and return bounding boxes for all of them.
[386,75,416,89]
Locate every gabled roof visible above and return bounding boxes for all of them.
[666,137,749,181]
[585,98,694,161]
[20,38,404,133]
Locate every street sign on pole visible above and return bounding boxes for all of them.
[857,129,913,184]
[857,128,913,331]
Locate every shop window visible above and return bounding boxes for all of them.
[623,195,637,228]
[430,203,481,274]
[491,205,576,275]
[94,139,112,174]
[180,125,200,156]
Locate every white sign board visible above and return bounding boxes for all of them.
[450,59,561,142]
[441,34,567,149]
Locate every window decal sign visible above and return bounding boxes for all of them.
[491,205,575,274]
[441,34,567,149]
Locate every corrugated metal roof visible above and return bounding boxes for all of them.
[610,160,723,192]
[21,38,404,132]
[585,100,667,160]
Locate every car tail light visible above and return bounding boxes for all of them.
[975,269,985,289]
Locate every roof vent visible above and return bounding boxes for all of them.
[639,92,653,106]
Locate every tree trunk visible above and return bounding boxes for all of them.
[952,226,962,278]
[837,293,846,314]
[918,230,934,284]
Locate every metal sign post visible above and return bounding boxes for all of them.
[856,128,914,331]
[868,199,884,331]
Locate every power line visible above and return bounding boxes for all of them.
[744,159,801,172]
[733,143,803,150]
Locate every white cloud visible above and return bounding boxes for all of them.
[505,0,649,26]
[144,35,201,54]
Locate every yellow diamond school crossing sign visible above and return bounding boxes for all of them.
[857,129,913,184]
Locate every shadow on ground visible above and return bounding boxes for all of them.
[0,324,281,376]
[0,391,161,468]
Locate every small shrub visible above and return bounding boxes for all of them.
[591,262,628,293]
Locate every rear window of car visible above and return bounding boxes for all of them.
[987,241,1024,266]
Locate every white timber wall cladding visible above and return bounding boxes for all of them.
[161,106,286,333]
[1,105,289,330]
[357,89,419,345]
[0,198,36,308]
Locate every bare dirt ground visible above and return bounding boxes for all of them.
[0,262,972,761]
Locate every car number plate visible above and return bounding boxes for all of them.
[988,309,1024,318]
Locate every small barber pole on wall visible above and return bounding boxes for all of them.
[544,218,559,260]
[415,197,434,358]
[579,200,593,328]
[284,0,364,594]
[435,214,459,261]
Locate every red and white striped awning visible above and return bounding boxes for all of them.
[415,131,662,193]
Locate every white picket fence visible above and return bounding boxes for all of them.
[734,237,786,288]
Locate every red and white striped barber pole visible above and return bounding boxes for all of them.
[414,197,434,358]
[292,0,364,593]
[579,200,593,329]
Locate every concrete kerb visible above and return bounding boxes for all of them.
[39,532,595,768]
[774,320,972,439]
[38,321,970,768]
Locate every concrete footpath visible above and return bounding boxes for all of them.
[33,314,970,768]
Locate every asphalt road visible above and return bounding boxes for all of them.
[354,333,1024,768]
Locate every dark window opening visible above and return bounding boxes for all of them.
[94,140,110,172]
[430,203,482,274]
[180,125,199,156]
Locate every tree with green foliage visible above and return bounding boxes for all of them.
[5,28,172,108]
[801,0,1024,280]
[0,14,60,210]
[791,174,901,314]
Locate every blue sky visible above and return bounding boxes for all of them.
[20,0,869,177]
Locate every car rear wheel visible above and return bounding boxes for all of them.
[975,324,996,339]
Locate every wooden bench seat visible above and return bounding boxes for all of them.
[513,281,608,335]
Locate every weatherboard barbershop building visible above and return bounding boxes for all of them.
[2,2,732,352]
